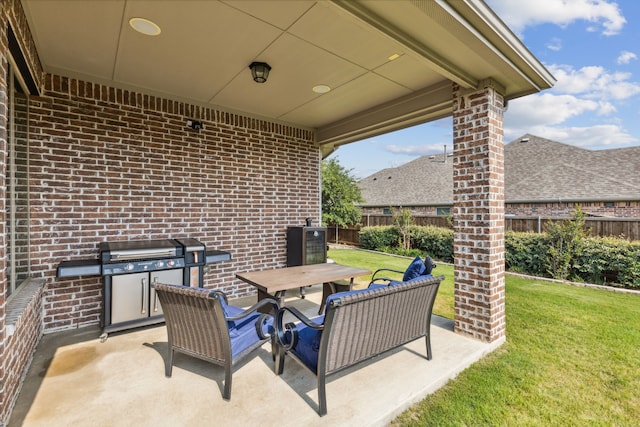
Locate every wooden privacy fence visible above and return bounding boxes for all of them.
[327,215,640,245]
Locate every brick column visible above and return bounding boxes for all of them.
[452,79,506,343]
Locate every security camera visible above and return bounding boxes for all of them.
[186,119,203,131]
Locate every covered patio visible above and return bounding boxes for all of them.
[0,1,554,424]
[9,286,500,426]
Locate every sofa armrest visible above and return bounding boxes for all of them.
[369,267,404,286]
[276,306,324,351]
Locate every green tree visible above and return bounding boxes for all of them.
[321,158,363,227]
[393,207,414,250]
[545,206,590,280]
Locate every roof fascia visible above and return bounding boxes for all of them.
[331,0,478,90]
[317,81,452,153]
[444,0,556,95]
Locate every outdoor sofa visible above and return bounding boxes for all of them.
[274,274,444,416]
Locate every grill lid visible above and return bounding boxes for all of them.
[99,239,182,262]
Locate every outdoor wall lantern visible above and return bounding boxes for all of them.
[249,61,271,83]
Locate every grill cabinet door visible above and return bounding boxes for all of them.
[111,272,149,324]
[150,269,183,316]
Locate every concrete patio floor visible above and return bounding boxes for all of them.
[9,285,502,427]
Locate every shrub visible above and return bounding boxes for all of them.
[359,225,453,262]
[505,231,549,274]
[573,237,640,288]
[360,223,640,289]
[359,226,399,250]
[411,225,454,262]
[544,207,588,280]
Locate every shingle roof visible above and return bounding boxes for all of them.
[358,134,640,207]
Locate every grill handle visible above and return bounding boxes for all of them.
[141,277,147,314]
[110,248,176,261]
[152,277,160,312]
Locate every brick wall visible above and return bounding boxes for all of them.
[361,206,442,216]
[30,74,318,332]
[0,15,8,424]
[2,281,44,423]
[452,80,506,343]
[1,0,45,422]
[364,201,640,219]
[506,201,640,218]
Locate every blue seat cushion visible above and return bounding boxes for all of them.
[221,300,273,358]
[403,256,426,281]
[286,315,324,373]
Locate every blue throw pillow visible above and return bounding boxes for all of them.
[424,256,436,275]
[403,256,426,281]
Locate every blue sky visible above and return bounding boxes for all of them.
[329,0,640,179]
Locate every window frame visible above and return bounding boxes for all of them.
[6,54,31,300]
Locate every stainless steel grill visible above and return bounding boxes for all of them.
[56,238,230,338]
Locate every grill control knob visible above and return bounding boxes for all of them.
[167,260,175,267]
[125,263,134,271]
[155,260,165,268]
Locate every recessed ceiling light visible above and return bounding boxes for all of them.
[129,18,161,36]
[312,85,331,94]
[388,53,401,61]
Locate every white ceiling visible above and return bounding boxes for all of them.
[20,0,554,153]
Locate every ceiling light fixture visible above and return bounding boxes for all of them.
[388,53,401,61]
[249,62,271,83]
[312,85,331,94]
[129,17,161,36]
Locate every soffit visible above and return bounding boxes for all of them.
[20,0,554,151]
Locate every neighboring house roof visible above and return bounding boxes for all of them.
[359,152,454,207]
[358,134,640,207]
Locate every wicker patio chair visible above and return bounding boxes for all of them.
[153,283,279,400]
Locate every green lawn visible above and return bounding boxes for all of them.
[328,248,640,426]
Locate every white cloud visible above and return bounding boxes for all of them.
[547,64,640,101]
[385,143,447,156]
[505,124,638,149]
[546,37,562,51]
[617,50,638,64]
[487,0,626,36]
[503,61,640,149]
[505,92,600,129]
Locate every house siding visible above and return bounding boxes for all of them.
[505,201,640,218]
[364,202,640,219]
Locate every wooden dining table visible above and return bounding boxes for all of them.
[236,263,371,312]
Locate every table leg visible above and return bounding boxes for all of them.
[258,289,286,313]
[318,278,353,314]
